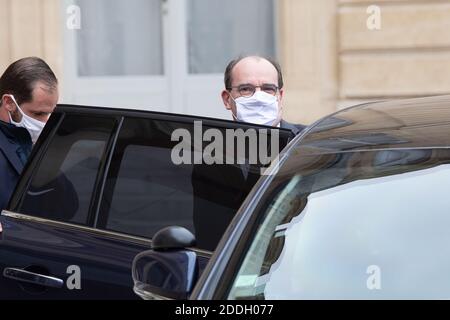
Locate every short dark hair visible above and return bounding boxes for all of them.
[0,57,58,106]
[224,55,284,90]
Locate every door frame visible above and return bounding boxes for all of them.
[61,0,279,118]
[61,0,172,112]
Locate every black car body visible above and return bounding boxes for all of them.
[0,105,294,299]
[132,95,450,299]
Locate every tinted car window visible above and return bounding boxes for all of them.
[98,118,283,251]
[103,140,195,237]
[18,114,116,225]
[227,148,450,299]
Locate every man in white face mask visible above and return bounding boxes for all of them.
[193,56,306,250]
[0,57,58,210]
[221,55,305,135]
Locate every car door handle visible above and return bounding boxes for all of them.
[3,268,64,289]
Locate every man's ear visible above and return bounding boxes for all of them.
[278,88,284,105]
[221,90,233,110]
[1,94,15,112]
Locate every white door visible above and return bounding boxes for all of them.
[62,0,170,112]
[62,0,276,119]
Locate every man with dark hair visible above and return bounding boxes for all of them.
[222,55,305,134]
[0,57,58,210]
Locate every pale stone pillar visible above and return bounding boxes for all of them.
[0,0,62,81]
[339,0,450,105]
[278,0,339,125]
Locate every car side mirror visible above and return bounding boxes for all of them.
[132,226,198,300]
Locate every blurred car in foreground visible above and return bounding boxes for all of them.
[133,95,450,299]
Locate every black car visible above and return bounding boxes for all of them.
[132,95,450,300]
[0,105,294,299]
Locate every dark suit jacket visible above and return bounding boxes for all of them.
[0,123,32,210]
[280,119,306,136]
[192,119,305,250]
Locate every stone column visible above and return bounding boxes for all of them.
[278,0,339,125]
[0,0,62,80]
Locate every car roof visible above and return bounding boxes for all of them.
[296,95,450,154]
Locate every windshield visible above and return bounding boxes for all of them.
[226,148,450,299]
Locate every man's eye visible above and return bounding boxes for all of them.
[262,85,277,94]
[239,85,254,93]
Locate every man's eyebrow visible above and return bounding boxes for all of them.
[237,83,277,87]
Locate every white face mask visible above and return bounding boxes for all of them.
[8,95,46,144]
[233,91,281,126]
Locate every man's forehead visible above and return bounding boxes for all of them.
[232,57,278,84]
[27,83,58,111]
[32,81,57,95]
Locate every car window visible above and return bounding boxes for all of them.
[97,117,285,251]
[17,114,116,225]
[227,148,450,299]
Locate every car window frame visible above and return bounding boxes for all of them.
[7,104,295,248]
[94,112,295,247]
[7,108,123,229]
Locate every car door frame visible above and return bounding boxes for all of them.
[2,104,295,299]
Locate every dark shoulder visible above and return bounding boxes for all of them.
[0,129,11,152]
[280,120,306,135]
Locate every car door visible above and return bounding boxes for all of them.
[0,105,294,299]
